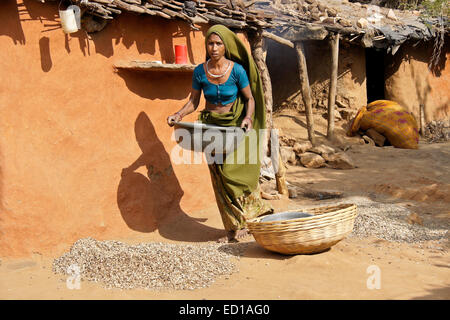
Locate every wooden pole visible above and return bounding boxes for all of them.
[248,30,288,196]
[248,30,273,137]
[327,33,339,140]
[294,41,316,145]
[419,103,425,136]
[271,128,289,197]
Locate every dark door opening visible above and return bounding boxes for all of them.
[365,48,386,103]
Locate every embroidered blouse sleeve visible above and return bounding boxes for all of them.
[235,63,250,89]
[192,65,202,91]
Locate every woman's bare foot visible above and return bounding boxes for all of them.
[217,229,250,243]
[233,228,250,240]
[261,190,281,200]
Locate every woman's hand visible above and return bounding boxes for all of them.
[240,86,255,132]
[241,116,253,131]
[167,112,182,126]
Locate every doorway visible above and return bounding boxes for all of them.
[365,48,386,103]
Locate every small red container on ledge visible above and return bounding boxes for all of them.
[174,45,188,64]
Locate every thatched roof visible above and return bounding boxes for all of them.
[39,0,447,50]
[268,0,446,50]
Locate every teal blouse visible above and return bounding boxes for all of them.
[192,62,250,105]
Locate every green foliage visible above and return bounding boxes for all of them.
[420,0,449,19]
[395,0,449,18]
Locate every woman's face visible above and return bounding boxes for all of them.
[207,33,226,60]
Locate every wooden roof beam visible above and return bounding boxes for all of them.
[262,31,294,48]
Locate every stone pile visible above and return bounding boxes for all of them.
[273,0,358,29]
[279,138,356,169]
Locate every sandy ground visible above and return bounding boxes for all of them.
[1,109,449,300]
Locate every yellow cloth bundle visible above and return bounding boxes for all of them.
[347,100,419,149]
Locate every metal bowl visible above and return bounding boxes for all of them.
[173,121,245,155]
[260,211,313,222]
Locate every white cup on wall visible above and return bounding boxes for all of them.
[59,5,81,34]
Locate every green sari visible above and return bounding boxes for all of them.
[199,25,273,231]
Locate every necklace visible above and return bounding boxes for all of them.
[206,59,231,78]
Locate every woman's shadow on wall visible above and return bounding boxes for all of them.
[117,112,223,242]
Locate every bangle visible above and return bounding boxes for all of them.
[244,116,253,123]
[175,112,182,118]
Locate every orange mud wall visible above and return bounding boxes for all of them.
[0,1,250,257]
[385,40,450,121]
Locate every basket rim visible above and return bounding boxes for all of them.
[248,212,358,234]
[247,203,357,225]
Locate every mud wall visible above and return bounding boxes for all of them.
[266,39,367,112]
[0,0,250,257]
[384,40,450,122]
[267,36,449,124]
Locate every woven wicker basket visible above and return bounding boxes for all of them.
[247,203,358,255]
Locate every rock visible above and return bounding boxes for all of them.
[357,17,368,29]
[387,9,397,20]
[311,12,321,21]
[367,11,383,24]
[321,152,332,162]
[325,152,355,169]
[310,6,320,14]
[300,152,326,168]
[338,18,352,27]
[317,3,326,12]
[339,108,356,121]
[279,134,296,147]
[305,0,315,4]
[322,109,342,121]
[322,17,337,24]
[326,8,337,17]
[335,99,348,108]
[293,141,312,155]
[366,128,386,147]
[308,144,335,156]
[288,186,298,198]
[362,135,375,146]
[280,146,296,165]
[406,213,423,226]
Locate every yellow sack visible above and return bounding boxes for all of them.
[347,100,419,149]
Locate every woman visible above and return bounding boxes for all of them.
[167,25,273,242]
